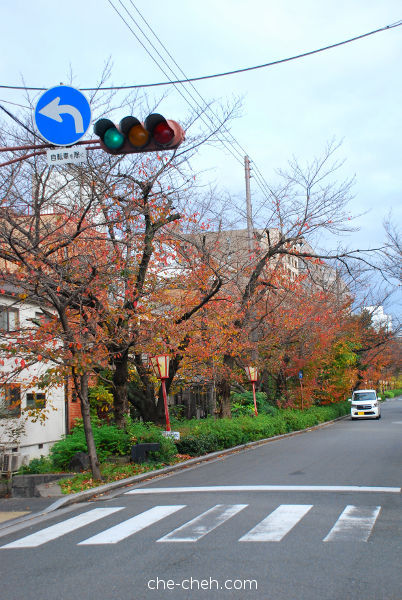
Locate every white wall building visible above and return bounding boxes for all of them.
[0,292,66,470]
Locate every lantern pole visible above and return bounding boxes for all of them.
[245,366,258,416]
[251,381,258,416]
[161,379,171,432]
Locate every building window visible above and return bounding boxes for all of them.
[0,306,19,331]
[26,392,46,410]
[0,384,21,418]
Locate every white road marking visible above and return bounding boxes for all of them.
[323,505,381,542]
[157,504,247,542]
[126,485,401,494]
[1,507,123,549]
[78,505,185,545]
[239,504,313,542]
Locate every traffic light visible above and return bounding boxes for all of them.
[93,113,185,155]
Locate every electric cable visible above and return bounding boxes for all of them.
[114,0,276,205]
[127,1,275,203]
[110,0,245,166]
[0,20,399,92]
[126,0,247,159]
[125,0,279,214]
[0,104,39,140]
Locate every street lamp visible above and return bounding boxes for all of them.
[150,354,171,432]
[245,366,259,416]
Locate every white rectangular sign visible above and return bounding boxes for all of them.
[46,146,87,166]
[162,431,180,440]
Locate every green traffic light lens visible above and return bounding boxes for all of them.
[104,127,125,150]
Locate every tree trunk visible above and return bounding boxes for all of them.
[214,354,236,418]
[79,373,102,481]
[216,378,232,418]
[127,380,165,424]
[112,352,129,428]
[276,366,289,407]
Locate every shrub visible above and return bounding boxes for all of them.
[231,391,275,417]
[236,415,276,440]
[176,432,220,456]
[383,389,402,400]
[175,402,349,457]
[50,418,176,470]
[18,456,56,474]
[27,402,352,470]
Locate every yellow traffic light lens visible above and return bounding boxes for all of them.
[128,125,149,148]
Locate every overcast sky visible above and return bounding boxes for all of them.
[1,0,401,315]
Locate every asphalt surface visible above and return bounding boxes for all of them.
[0,397,401,600]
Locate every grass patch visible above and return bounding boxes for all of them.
[59,454,192,494]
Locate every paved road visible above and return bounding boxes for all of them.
[1,398,401,600]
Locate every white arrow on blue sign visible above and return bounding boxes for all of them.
[34,85,91,146]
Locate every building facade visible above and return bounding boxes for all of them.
[0,291,71,469]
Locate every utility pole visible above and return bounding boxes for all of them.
[245,155,258,363]
[245,156,253,252]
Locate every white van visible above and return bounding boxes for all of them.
[348,389,381,420]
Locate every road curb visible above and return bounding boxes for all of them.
[0,414,348,532]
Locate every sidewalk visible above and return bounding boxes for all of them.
[0,497,57,525]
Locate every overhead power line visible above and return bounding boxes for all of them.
[0,19,401,92]
[108,0,245,166]
[0,104,38,139]
[110,0,278,202]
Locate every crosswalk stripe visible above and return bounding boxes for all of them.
[323,505,381,542]
[239,504,313,542]
[0,504,385,548]
[157,504,248,542]
[78,505,186,545]
[0,507,124,549]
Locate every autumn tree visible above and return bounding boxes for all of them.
[0,81,238,465]
[176,141,388,415]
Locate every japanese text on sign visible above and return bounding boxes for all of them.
[46,147,87,166]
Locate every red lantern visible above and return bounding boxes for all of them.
[245,366,259,416]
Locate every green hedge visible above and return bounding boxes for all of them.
[21,402,350,473]
[176,402,350,456]
[49,418,176,471]
[382,389,402,399]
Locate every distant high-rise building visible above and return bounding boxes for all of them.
[362,305,393,332]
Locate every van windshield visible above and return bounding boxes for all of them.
[353,392,376,401]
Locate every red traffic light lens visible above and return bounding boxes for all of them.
[153,122,174,146]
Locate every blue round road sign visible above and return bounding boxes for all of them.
[34,85,91,146]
